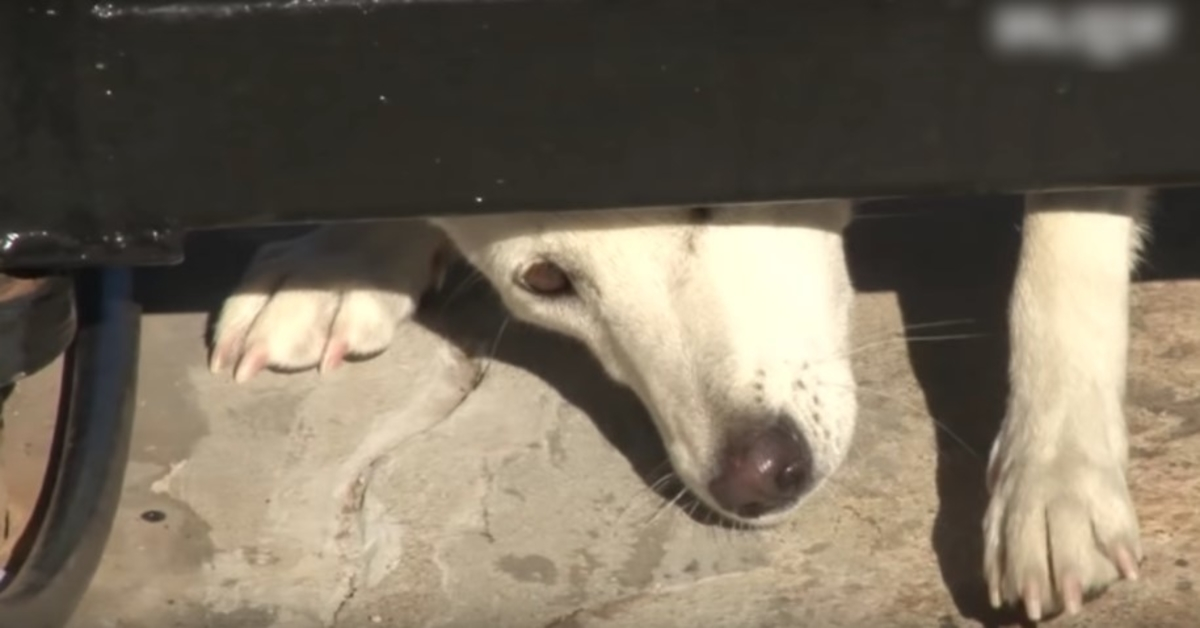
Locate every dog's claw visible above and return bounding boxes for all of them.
[1023,584,1042,621]
[234,348,268,383]
[209,348,227,374]
[209,341,239,375]
[1062,575,1083,615]
[319,338,348,374]
[1115,546,1140,581]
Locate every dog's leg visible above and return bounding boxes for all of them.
[210,221,448,382]
[984,189,1148,620]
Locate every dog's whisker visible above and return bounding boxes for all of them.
[663,485,690,512]
[698,508,724,544]
[838,318,980,351]
[437,267,487,309]
[681,499,704,543]
[641,474,679,505]
[841,332,989,359]
[644,459,674,483]
[644,486,690,528]
[899,318,979,332]
[616,468,679,526]
[817,379,983,461]
[902,332,990,343]
[859,386,981,460]
[651,473,678,494]
[641,468,679,498]
[472,314,511,387]
[804,326,991,372]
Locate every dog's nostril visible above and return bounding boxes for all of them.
[707,420,813,519]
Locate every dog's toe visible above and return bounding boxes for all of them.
[211,267,418,381]
[984,455,1141,620]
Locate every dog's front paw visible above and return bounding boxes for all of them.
[983,454,1142,620]
[210,226,442,382]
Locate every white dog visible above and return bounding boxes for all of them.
[210,189,1148,621]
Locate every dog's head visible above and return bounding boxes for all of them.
[434,202,855,526]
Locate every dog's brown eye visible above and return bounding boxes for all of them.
[520,261,573,296]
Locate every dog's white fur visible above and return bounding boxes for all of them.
[211,189,1148,620]
[985,189,1146,619]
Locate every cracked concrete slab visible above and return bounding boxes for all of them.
[2,193,1200,627]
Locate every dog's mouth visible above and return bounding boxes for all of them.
[658,481,805,530]
[704,488,808,528]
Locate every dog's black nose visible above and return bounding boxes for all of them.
[707,420,812,519]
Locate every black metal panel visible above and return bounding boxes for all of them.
[3,1,1200,267]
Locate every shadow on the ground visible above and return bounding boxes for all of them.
[849,195,1027,627]
[415,274,694,520]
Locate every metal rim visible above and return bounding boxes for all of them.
[0,269,139,628]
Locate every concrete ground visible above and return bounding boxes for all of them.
[3,192,1200,627]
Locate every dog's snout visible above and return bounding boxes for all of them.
[707,420,812,519]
